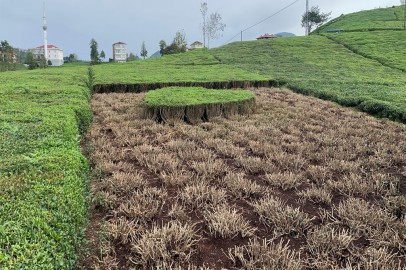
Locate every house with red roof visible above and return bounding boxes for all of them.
[190,41,203,49]
[34,45,64,66]
[256,34,278,40]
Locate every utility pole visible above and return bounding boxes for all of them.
[306,0,309,35]
[404,0,406,30]
[43,2,48,60]
[241,31,242,41]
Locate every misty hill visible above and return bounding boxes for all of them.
[275,32,296,37]
[149,50,161,58]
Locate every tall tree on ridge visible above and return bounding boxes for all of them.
[140,41,148,59]
[90,38,101,65]
[301,6,331,34]
[100,50,106,61]
[206,12,226,48]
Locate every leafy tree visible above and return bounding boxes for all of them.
[90,38,101,65]
[301,6,332,34]
[47,60,52,66]
[100,50,106,60]
[25,49,37,70]
[0,40,17,72]
[140,41,148,59]
[68,53,78,62]
[200,2,208,47]
[39,55,47,69]
[159,40,167,55]
[161,30,188,56]
[128,52,137,61]
[206,12,226,48]
[173,30,187,51]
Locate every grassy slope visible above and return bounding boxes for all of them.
[0,66,92,269]
[316,5,405,33]
[0,52,269,269]
[324,30,406,72]
[93,49,270,84]
[210,36,406,120]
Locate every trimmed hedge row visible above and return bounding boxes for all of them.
[0,68,92,269]
[142,87,256,124]
[93,80,277,94]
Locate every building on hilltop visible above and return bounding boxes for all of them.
[256,34,278,40]
[190,41,203,49]
[34,45,64,66]
[113,42,127,63]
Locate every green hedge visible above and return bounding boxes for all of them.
[0,67,92,269]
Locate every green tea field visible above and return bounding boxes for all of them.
[1,4,406,269]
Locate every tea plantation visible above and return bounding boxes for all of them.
[1,4,406,269]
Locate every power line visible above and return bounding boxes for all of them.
[223,0,301,45]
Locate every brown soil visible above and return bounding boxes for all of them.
[78,88,406,270]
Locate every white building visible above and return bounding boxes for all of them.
[34,45,64,66]
[113,42,127,62]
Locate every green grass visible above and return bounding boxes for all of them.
[0,66,92,269]
[92,48,270,84]
[144,87,256,124]
[324,31,406,72]
[145,87,254,106]
[2,5,406,267]
[210,36,406,121]
[315,5,405,33]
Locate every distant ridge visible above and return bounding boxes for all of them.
[150,50,161,58]
[275,32,296,37]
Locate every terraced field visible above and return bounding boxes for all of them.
[2,4,406,269]
[316,5,405,33]
[81,88,406,269]
[210,35,406,121]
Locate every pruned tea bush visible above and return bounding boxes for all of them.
[143,87,256,124]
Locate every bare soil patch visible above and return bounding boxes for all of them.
[79,88,406,269]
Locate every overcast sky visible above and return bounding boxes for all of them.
[0,0,400,60]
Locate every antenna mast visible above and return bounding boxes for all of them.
[43,2,48,60]
[306,0,309,35]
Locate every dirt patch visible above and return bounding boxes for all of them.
[78,87,406,269]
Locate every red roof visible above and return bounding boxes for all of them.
[256,34,278,40]
[36,45,59,49]
[191,41,203,45]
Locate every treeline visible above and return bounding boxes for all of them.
[0,40,20,72]
[159,30,188,56]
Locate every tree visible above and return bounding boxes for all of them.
[206,12,226,48]
[159,40,167,56]
[68,53,78,62]
[90,38,101,65]
[301,6,332,34]
[128,52,137,61]
[100,50,106,60]
[25,49,37,70]
[173,30,187,51]
[200,2,208,47]
[47,60,52,66]
[39,55,47,69]
[161,30,188,56]
[0,40,17,72]
[140,41,148,59]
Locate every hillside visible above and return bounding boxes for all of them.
[1,5,406,269]
[315,5,405,33]
[210,35,406,121]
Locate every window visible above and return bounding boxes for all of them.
[115,50,120,54]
